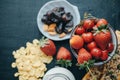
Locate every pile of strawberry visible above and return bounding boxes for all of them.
[40,37,72,67]
[70,18,114,64]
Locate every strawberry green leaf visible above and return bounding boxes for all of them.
[93,25,109,36]
[56,59,72,68]
[77,60,96,80]
[87,60,95,68]
[76,60,95,71]
[98,25,108,30]
[39,37,49,47]
[76,63,85,70]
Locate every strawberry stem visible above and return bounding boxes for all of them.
[98,25,108,31]
[39,37,49,47]
[77,60,96,80]
[86,65,96,80]
[56,59,72,68]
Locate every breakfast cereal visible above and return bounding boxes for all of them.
[11,39,53,80]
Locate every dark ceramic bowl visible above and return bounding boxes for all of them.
[70,24,118,66]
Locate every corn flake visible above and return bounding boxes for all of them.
[11,39,53,80]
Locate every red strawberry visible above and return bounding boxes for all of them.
[87,41,97,51]
[56,47,72,67]
[96,19,108,27]
[83,19,95,30]
[75,26,85,35]
[90,48,102,59]
[82,32,93,43]
[77,48,92,64]
[100,50,108,60]
[94,30,111,50]
[107,42,114,52]
[57,47,72,60]
[40,37,56,56]
[70,35,84,49]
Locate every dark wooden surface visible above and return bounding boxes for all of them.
[0,0,120,80]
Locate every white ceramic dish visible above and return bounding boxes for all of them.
[43,66,76,80]
[37,0,80,41]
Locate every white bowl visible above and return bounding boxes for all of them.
[43,66,76,80]
[37,0,80,41]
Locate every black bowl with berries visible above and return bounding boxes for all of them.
[69,14,118,66]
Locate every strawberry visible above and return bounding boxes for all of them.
[96,19,108,27]
[70,35,84,49]
[75,26,85,35]
[77,48,92,64]
[82,32,93,43]
[57,47,72,60]
[56,47,72,67]
[94,30,111,50]
[107,42,114,52]
[83,19,95,30]
[40,37,56,56]
[100,50,108,60]
[90,48,102,59]
[87,41,97,51]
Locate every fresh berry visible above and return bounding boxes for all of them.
[107,42,114,52]
[83,19,95,30]
[96,19,108,27]
[87,41,97,51]
[56,47,72,67]
[82,32,93,43]
[75,26,85,35]
[77,48,92,64]
[70,35,84,49]
[40,37,56,56]
[94,30,111,50]
[90,48,102,59]
[56,47,72,60]
[100,50,108,60]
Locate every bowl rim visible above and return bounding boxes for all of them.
[70,24,118,66]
